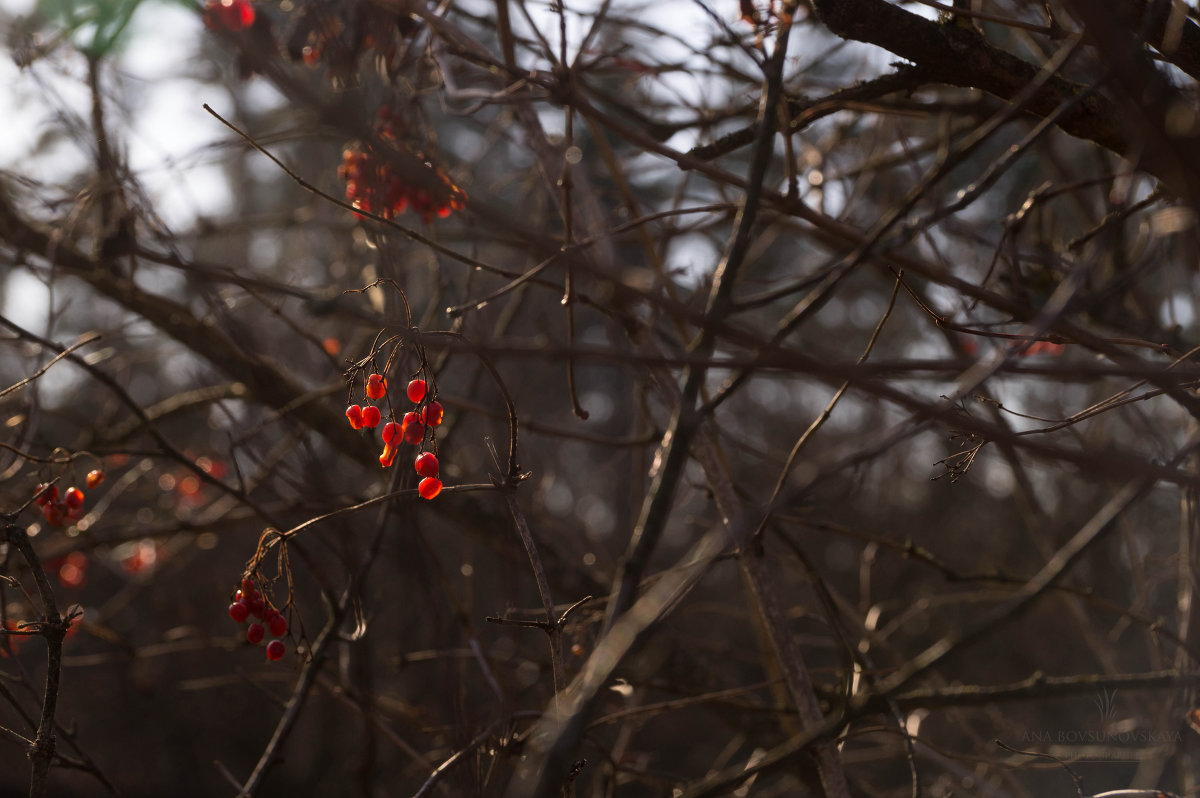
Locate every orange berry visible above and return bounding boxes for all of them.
[379,442,398,468]
[86,469,105,489]
[365,373,387,400]
[361,405,382,428]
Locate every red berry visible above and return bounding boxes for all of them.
[418,477,443,500]
[86,470,105,489]
[232,0,254,28]
[403,420,425,445]
[229,602,250,623]
[42,504,65,526]
[414,452,439,478]
[204,0,255,31]
[247,597,266,618]
[266,640,286,661]
[361,405,382,428]
[346,404,364,430]
[240,578,255,593]
[267,614,287,637]
[382,421,401,444]
[406,379,427,403]
[64,487,84,510]
[246,623,265,644]
[420,401,444,427]
[365,373,387,400]
[35,483,57,507]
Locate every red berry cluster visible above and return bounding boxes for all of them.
[203,0,255,31]
[228,579,287,661]
[397,378,444,499]
[34,476,97,528]
[347,374,445,499]
[336,107,467,223]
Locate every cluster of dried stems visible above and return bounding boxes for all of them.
[4,0,1200,796]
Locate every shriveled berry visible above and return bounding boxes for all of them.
[361,405,382,428]
[418,476,443,500]
[246,623,265,644]
[346,404,364,429]
[365,373,387,400]
[229,602,250,623]
[406,379,427,403]
[381,421,401,444]
[266,639,286,661]
[380,442,398,468]
[420,401,444,427]
[267,614,287,637]
[64,487,84,509]
[415,452,439,479]
[86,470,105,489]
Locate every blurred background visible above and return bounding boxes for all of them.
[3,0,1200,795]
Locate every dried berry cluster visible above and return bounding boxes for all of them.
[33,470,103,527]
[227,579,287,661]
[347,374,445,500]
[337,107,467,222]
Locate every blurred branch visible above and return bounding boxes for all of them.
[0,331,99,400]
[2,522,72,798]
[811,0,1200,201]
